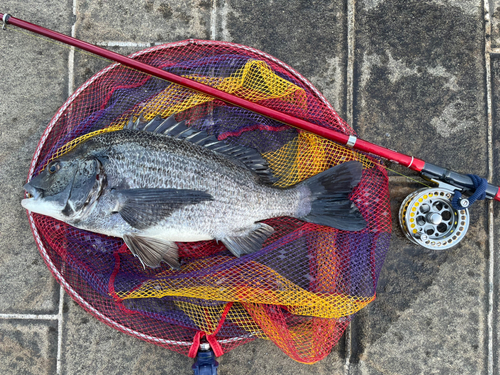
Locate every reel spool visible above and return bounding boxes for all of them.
[399,182,470,250]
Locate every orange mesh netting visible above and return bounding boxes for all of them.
[26,40,391,364]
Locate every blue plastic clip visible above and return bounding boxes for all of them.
[192,347,219,375]
[451,174,488,210]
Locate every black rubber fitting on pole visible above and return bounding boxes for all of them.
[421,162,497,200]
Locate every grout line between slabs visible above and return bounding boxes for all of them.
[55,3,77,374]
[345,0,356,373]
[484,1,495,375]
[486,51,495,375]
[0,313,59,320]
[211,0,217,40]
[1,3,74,373]
[56,284,65,375]
[220,1,230,41]
[487,57,495,375]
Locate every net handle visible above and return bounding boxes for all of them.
[3,12,500,201]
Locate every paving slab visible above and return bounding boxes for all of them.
[0,320,58,375]
[219,336,345,375]
[490,0,500,48]
[491,57,500,187]
[0,0,497,374]
[223,0,349,119]
[0,3,71,313]
[62,296,346,375]
[494,209,500,375]
[350,179,489,374]
[354,0,487,175]
[489,55,500,375]
[2,1,73,34]
[60,296,193,374]
[75,0,212,43]
[352,1,490,373]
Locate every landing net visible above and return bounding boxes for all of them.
[27,39,391,364]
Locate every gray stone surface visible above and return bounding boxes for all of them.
[490,55,500,375]
[491,0,500,48]
[0,4,69,314]
[354,0,487,174]
[352,3,491,373]
[495,211,500,375]
[224,0,348,119]
[491,58,500,187]
[220,336,345,375]
[0,320,58,374]
[60,297,193,374]
[62,296,345,375]
[76,0,212,43]
[0,0,498,374]
[350,180,489,374]
[2,1,73,34]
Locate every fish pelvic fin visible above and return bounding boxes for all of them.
[220,223,274,257]
[298,161,366,231]
[123,234,180,270]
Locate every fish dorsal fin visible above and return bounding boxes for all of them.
[128,115,277,184]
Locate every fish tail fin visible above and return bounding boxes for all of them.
[297,161,366,231]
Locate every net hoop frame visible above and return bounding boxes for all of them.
[26,39,355,349]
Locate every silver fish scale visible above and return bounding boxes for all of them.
[72,130,303,240]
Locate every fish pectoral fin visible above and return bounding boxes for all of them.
[220,223,274,258]
[123,234,180,270]
[114,188,213,230]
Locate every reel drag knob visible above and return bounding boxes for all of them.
[398,186,470,250]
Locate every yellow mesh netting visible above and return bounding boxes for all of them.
[34,48,390,363]
[49,58,375,321]
[117,255,373,319]
[141,59,307,120]
[47,59,307,166]
[264,132,374,187]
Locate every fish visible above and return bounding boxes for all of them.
[22,115,366,269]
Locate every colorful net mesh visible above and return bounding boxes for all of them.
[26,40,391,364]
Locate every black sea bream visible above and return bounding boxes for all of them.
[22,116,366,269]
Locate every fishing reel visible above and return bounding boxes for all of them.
[398,160,497,250]
[399,180,469,250]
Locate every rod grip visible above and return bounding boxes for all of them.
[421,163,500,201]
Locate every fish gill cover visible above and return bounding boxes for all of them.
[27,40,391,364]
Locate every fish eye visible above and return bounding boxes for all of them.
[48,161,60,174]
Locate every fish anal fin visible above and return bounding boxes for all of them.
[123,234,180,270]
[221,223,274,258]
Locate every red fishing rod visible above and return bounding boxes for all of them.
[2,12,499,209]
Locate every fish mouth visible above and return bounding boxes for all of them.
[21,183,44,211]
[23,183,43,200]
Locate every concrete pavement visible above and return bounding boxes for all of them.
[0,1,498,374]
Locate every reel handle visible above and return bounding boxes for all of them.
[421,163,500,201]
